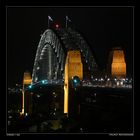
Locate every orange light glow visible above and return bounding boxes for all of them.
[64,50,83,117]
[20,71,32,116]
[111,49,126,78]
[20,90,24,115]
[23,71,32,84]
[64,56,69,115]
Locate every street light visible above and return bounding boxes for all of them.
[71,76,81,89]
[28,85,32,89]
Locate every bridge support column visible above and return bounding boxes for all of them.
[64,50,83,117]
[20,71,32,117]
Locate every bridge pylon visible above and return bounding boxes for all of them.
[20,71,32,116]
[64,50,83,117]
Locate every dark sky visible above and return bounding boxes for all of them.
[7,7,133,86]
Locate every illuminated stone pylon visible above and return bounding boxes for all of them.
[111,48,126,79]
[64,50,83,117]
[107,47,126,79]
[20,71,32,116]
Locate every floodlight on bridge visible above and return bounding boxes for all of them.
[41,80,48,84]
[28,85,32,89]
[71,76,81,88]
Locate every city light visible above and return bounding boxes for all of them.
[55,24,59,28]
[72,76,81,88]
[37,94,40,98]
[41,80,47,84]
[74,79,77,83]
[29,85,32,89]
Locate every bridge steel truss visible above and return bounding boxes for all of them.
[32,28,98,84]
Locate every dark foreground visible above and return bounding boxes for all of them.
[7,87,133,134]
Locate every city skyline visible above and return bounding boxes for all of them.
[7,6,133,86]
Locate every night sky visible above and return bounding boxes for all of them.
[7,7,133,86]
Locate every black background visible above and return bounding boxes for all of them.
[7,6,133,86]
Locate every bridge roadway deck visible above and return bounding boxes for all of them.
[26,83,132,95]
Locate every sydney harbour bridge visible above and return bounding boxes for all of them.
[21,26,101,118]
[32,27,98,84]
[20,25,131,130]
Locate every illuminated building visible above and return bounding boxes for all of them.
[107,47,126,79]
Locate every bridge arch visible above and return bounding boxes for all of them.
[32,28,99,84]
[32,29,65,84]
